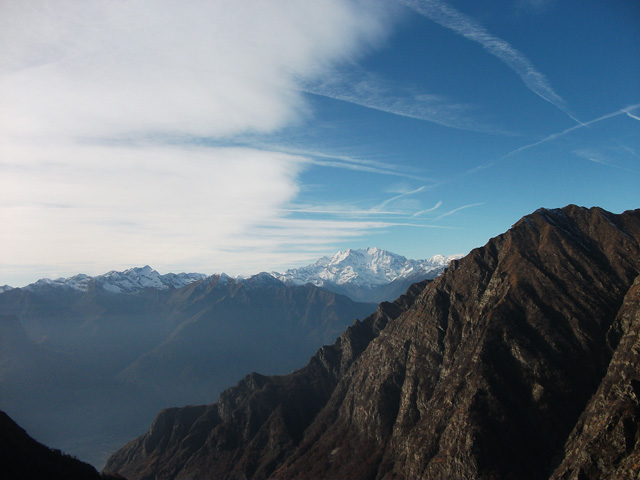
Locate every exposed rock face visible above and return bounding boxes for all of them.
[549,275,640,480]
[104,205,640,480]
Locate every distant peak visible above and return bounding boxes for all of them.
[23,267,206,294]
[123,265,157,275]
[276,247,460,289]
[241,272,284,288]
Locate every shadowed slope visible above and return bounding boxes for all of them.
[0,410,123,480]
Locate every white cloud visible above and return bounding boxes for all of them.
[0,144,305,276]
[0,0,395,285]
[0,0,389,142]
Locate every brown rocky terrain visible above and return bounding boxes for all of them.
[104,205,640,480]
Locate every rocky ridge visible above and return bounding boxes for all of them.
[104,205,640,480]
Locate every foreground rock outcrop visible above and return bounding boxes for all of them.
[105,205,640,480]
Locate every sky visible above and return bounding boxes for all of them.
[1,0,639,287]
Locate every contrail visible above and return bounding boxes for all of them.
[399,0,580,123]
[503,103,640,159]
[435,202,485,220]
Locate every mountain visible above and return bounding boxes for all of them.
[23,265,207,294]
[275,247,460,302]
[104,205,640,480]
[0,274,375,469]
[4,249,454,304]
[0,409,121,480]
[113,275,377,407]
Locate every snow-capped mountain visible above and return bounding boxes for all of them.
[5,248,459,302]
[23,266,207,294]
[275,247,459,288]
[273,247,461,303]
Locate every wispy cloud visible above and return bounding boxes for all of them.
[412,200,443,217]
[281,206,406,216]
[400,0,577,122]
[220,215,457,271]
[573,148,633,172]
[300,69,512,134]
[625,110,640,122]
[262,146,429,180]
[371,185,430,212]
[435,202,485,220]
[503,103,640,159]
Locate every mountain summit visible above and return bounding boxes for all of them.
[275,247,459,302]
[23,266,207,294]
[105,205,640,480]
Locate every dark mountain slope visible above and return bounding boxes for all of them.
[0,409,122,480]
[550,274,640,479]
[104,205,640,480]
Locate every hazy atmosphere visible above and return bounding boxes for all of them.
[1,0,638,286]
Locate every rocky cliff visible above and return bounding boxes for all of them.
[105,205,640,480]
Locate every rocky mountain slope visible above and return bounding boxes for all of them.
[104,205,640,480]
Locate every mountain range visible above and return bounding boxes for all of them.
[2,247,447,469]
[275,247,458,302]
[104,205,640,480]
[4,247,458,304]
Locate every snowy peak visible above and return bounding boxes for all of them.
[276,247,460,289]
[23,267,207,294]
[26,274,94,292]
[11,248,458,298]
[241,272,285,289]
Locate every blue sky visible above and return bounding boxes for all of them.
[1,0,639,286]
